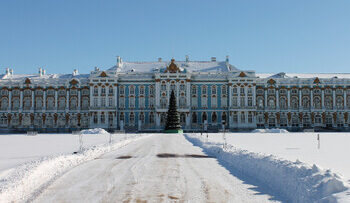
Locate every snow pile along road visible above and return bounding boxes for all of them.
[80,128,109,135]
[0,134,149,203]
[251,129,289,133]
[186,134,348,203]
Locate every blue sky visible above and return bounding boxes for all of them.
[0,0,349,74]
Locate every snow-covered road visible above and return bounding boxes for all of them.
[34,134,278,202]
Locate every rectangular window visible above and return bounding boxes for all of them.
[211,97,217,108]
[139,86,145,95]
[232,97,237,106]
[191,96,197,108]
[240,88,245,94]
[248,97,253,106]
[108,97,113,107]
[149,97,155,108]
[202,86,207,95]
[221,97,227,107]
[240,97,245,107]
[119,98,125,108]
[129,86,135,95]
[94,97,98,107]
[119,86,125,95]
[248,114,253,123]
[139,97,145,108]
[101,98,106,107]
[129,97,135,108]
[221,85,227,95]
[241,113,245,123]
[191,85,197,95]
[149,85,155,95]
[201,97,207,108]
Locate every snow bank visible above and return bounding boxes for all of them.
[186,135,348,203]
[80,128,109,135]
[251,128,289,133]
[0,134,149,203]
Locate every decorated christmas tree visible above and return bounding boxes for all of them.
[164,90,183,133]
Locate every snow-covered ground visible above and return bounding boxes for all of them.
[1,131,349,202]
[187,132,350,202]
[0,132,131,172]
[198,132,350,180]
[0,132,147,202]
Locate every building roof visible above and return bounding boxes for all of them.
[108,61,238,73]
[256,73,350,79]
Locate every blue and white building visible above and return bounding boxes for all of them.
[1,56,350,132]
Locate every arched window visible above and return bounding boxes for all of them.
[212,112,217,123]
[1,98,8,110]
[12,98,20,110]
[58,97,66,110]
[70,98,77,109]
[336,96,343,109]
[149,112,155,124]
[315,114,322,124]
[268,98,275,108]
[35,98,43,109]
[101,87,106,95]
[202,112,207,122]
[314,97,321,109]
[129,113,135,125]
[180,113,186,124]
[139,113,145,124]
[222,112,227,124]
[0,115,7,126]
[257,97,264,108]
[280,97,287,109]
[291,97,299,109]
[302,97,310,109]
[211,86,217,95]
[192,112,197,123]
[129,85,135,95]
[325,96,333,109]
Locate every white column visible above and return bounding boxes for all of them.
[287,89,291,109]
[55,89,58,109]
[8,89,12,110]
[115,85,118,108]
[20,89,23,109]
[43,89,46,110]
[156,113,160,128]
[237,86,241,107]
[244,86,248,107]
[31,89,34,109]
[66,90,69,110]
[155,82,160,108]
[228,84,232,107]
[310,88,313,109]
[333,88,336,109]
[321,89,325,109]
[252,86,256,106]
[186,82,190,108]
[276,88,279,109]
[264,89,267,108]
[90,86,94,107]
[78,89,81,109]
[186,113,190,129]
[344,88,347,108]
[98,86,101,107]
[299,88,302,109]
[105,86,109,107]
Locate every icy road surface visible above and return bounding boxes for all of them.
[34,134,278,202]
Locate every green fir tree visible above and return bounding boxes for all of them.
[165,90,181,131]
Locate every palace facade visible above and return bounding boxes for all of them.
[1,56,350,132]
